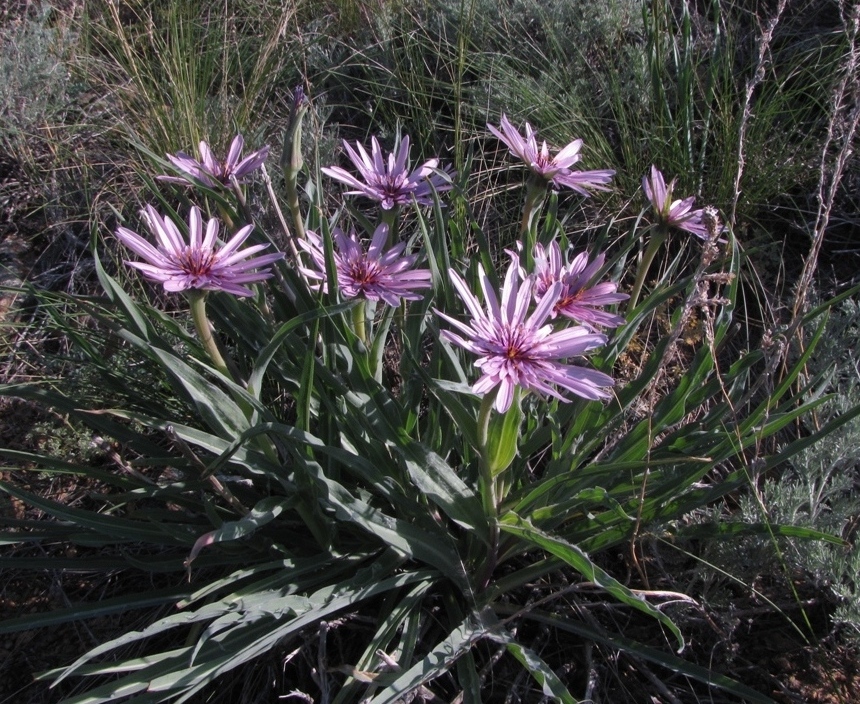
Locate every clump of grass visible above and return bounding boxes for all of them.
[80,0,302,156]
[0,3,103,303]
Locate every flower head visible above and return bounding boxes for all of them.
[532,241,628,330]
[642,165,716,240]
[321,135,453,210]
[114,206,283,297]
[162,134,269,189]
[488,114,615,196]
[298,223,431,306]
[436,256,614,413]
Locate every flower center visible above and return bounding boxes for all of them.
[179,247,217,277]
[556,289,584,311]
[535,153,552,169]
[348,258,380,286]
[503,325,531,360]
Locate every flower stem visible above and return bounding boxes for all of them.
[187,295,329,545]
[628,226,668,312]
[284,175,306,242]
[381,207,399,247]
[519,180,548,269]
[215,202,236,232]
[351,299,368,346]
[476,390,500,590]
[229,177,256,230]
[188,290,232,380]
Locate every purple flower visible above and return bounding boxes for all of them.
[115,205,283,297]
[532,241,628,330]
[161,134,269,189]
[488,114,615,196]
[321,135,453,210]
[298,223,431,306]
[436,256,615,413]
[642,165,712,240]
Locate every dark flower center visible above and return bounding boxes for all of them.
[557,289,584,311]
[348,259,380,286]
[503,326,531,360]
[179,248,217,277]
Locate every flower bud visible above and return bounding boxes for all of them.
[281,85,309,181]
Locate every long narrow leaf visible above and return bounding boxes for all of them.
[499,511,683,650]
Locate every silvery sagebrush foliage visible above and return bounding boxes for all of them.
[2,108,856,704]
[695,296,860,642]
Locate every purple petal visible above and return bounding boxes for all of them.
[226,134,244,171]
[199,141,219,175]
[233,145,270,179]
[218,223,254,260]
[114,226,168,266]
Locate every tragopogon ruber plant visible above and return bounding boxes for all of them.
[7,101,845,704]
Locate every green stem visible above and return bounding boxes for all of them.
[188,291,280,460]
[628,226,669,312]
[476,392,496,512]
[381,207,399,247]
[188,291,232,380]
[519,179,548,270]
[216,202,236,233]
[351,299,368,346]
[476,390,499,590]
[229,177,255,229]
[284,175,306,242]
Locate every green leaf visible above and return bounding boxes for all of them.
[333,579,435,704]
[415,371,480,451]
[0,481,198,546]
[671,522,849,546]
[148,347,250,438]
[367,610,490,704]
[305,458,468,589]
[0,585,191,635]
[494,635,577,704]
[93,253,152,342]
[499,511,684,650]
[140,568,430,699]
[246,300,355,400]
[401,443,488,539]
[186,497,290,565]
